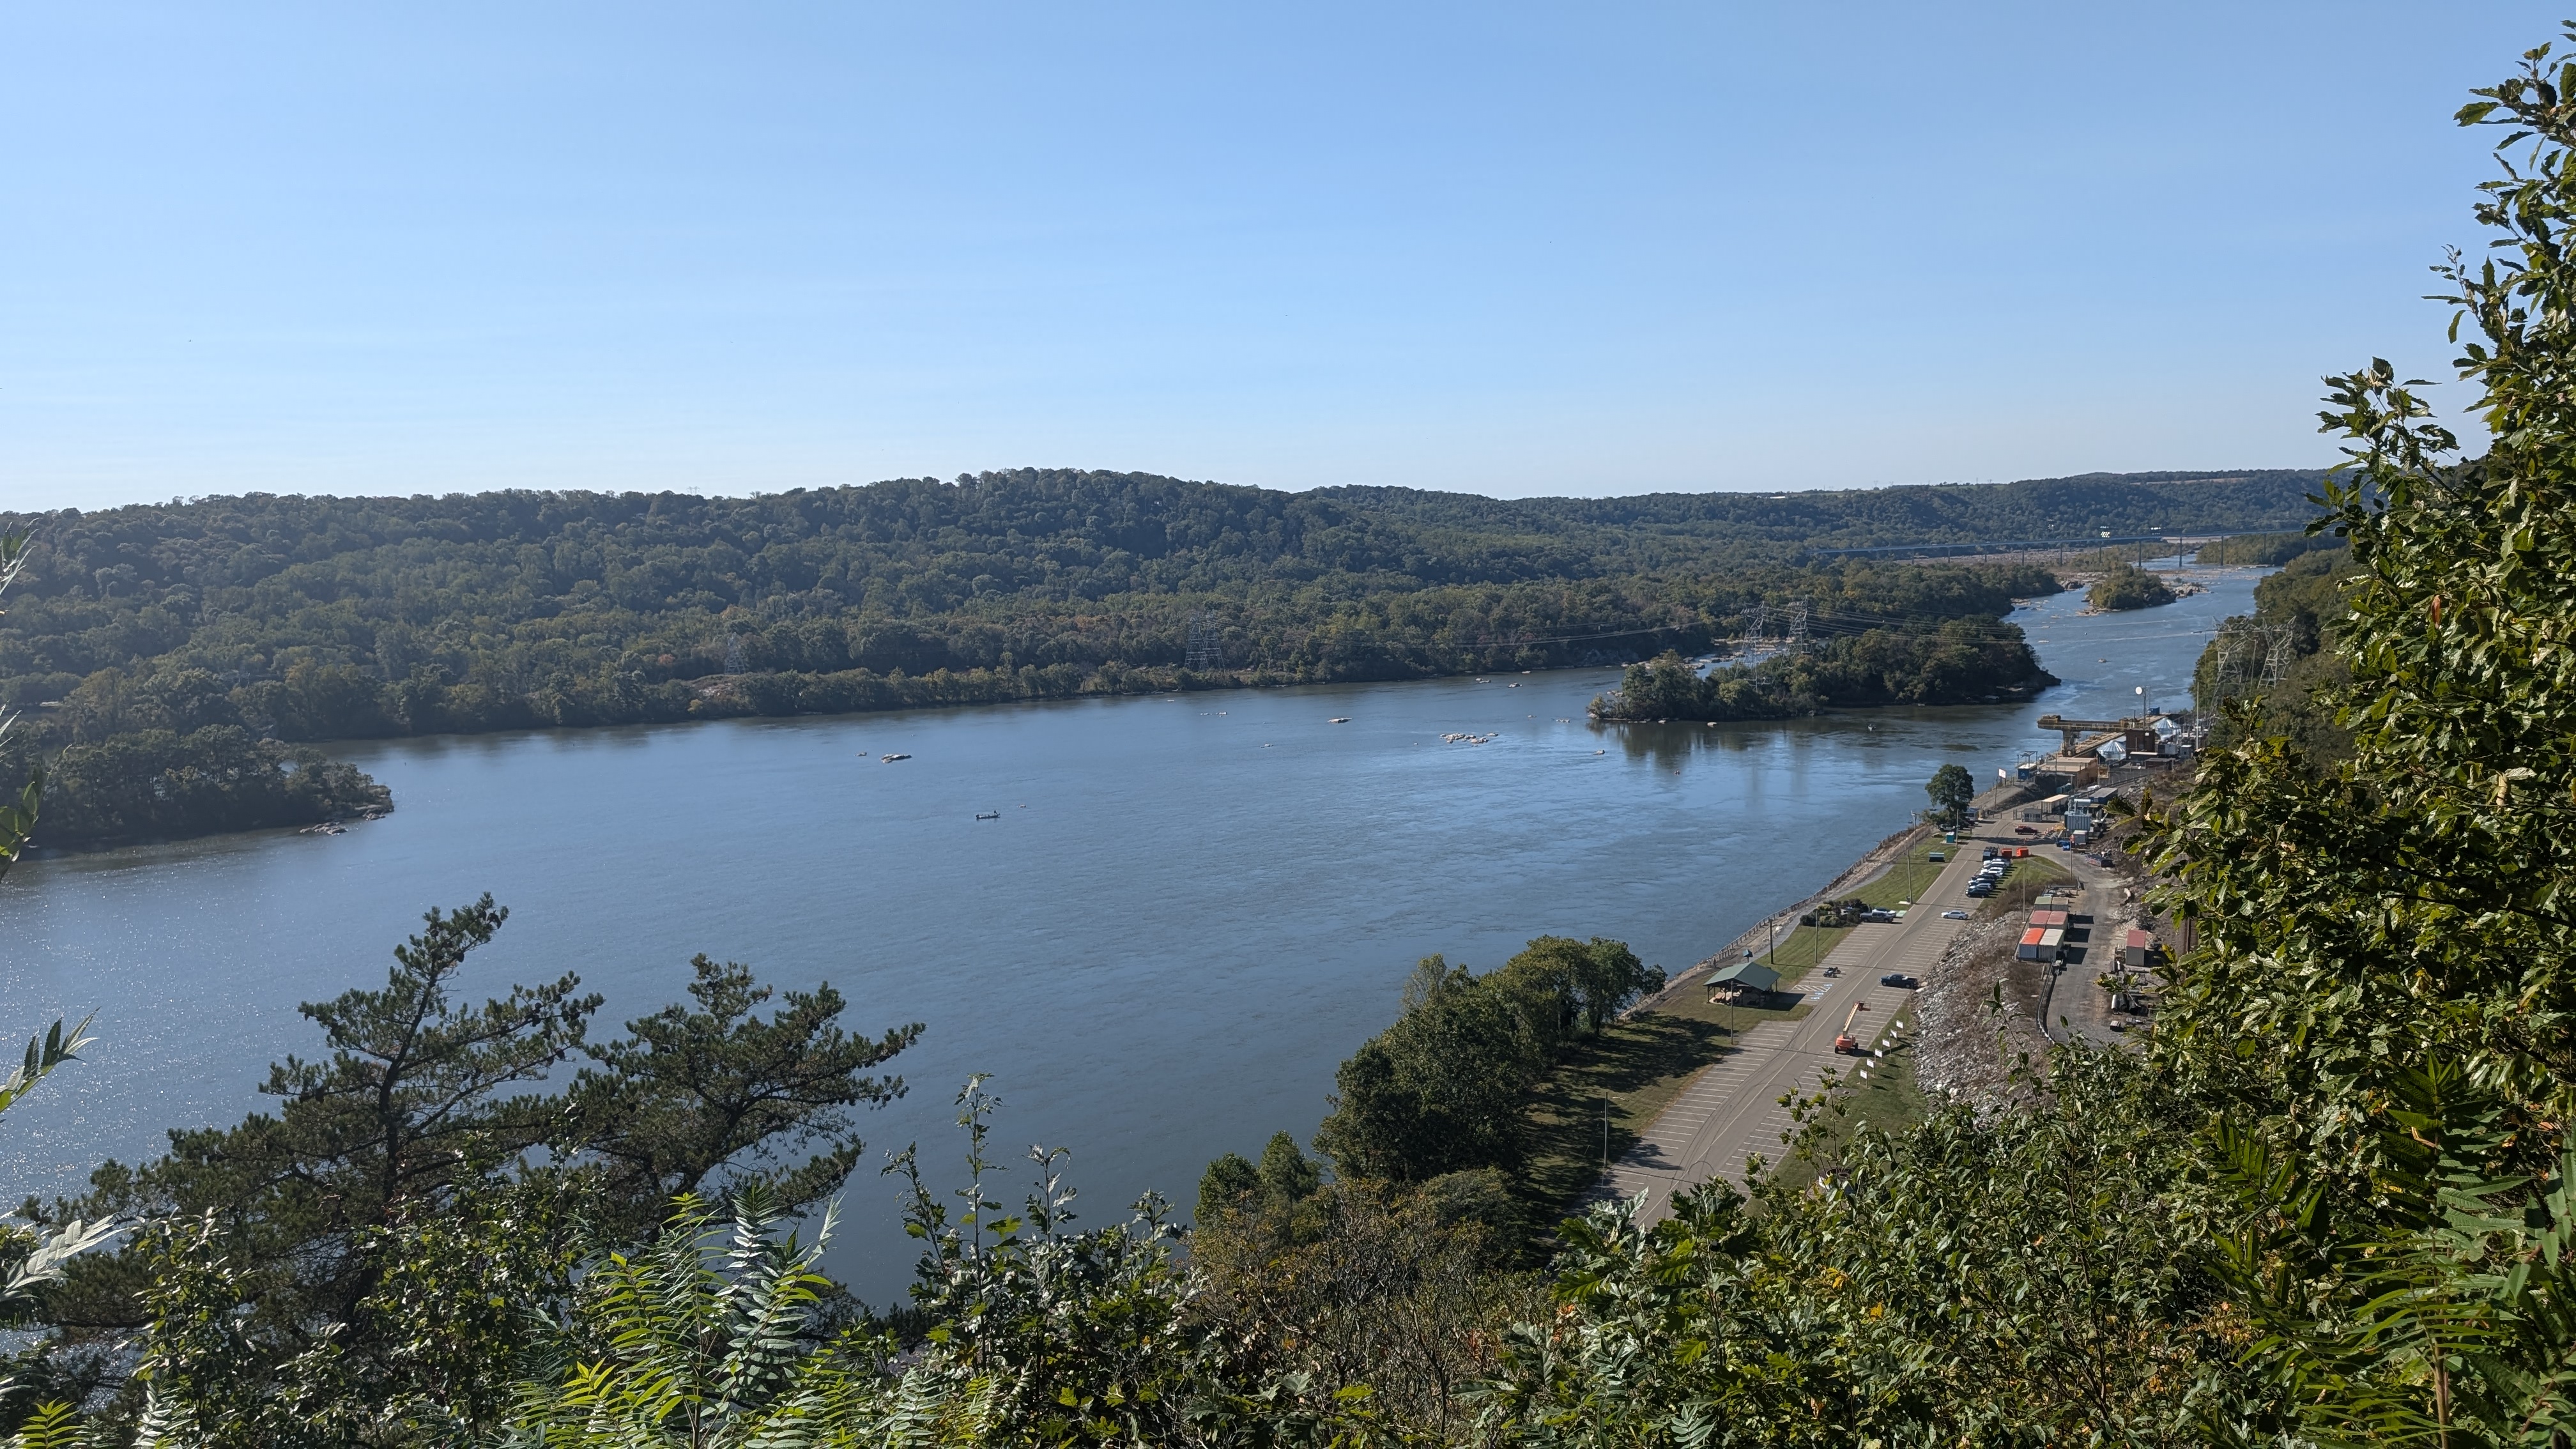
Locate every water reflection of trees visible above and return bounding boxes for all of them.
[1607,719,1788,771]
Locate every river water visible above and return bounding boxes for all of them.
[0,560,2261,1302]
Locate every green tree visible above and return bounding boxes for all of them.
[1475,1048,2247,1444]
[569,954,922,1240]
[2117,31,2576,1439]
[1922,762,1975,827]
[26,897,920,1437]
[2085,562,2176,611]
[500,1190,908,1449]
[1315,956,1547,1183]
[1195,1152,1259,1227]
[40,898,595,1367]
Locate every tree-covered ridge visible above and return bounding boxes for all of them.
[0,467,2099,848]
[0,475,2071,756]
[2189,541,2362,758]
[5,467,2321,620]
[0,469,2296,719]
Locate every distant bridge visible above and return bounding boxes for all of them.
[1807,535,2214,560]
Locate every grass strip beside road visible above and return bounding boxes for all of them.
[1729,922,1851,981]
[1521,835,1986,1228]
[1519,995,1813,1229]
[1761,1020,1933,1197]
[1850,839,1954,911]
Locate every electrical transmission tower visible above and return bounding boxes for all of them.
[1745,602,1770,653]
[2260,625,2290,687]
[1184,610,1223,671]
[1786,599,1810,654]
[2210,621,2292,695]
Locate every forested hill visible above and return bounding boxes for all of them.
[7,467,2320,621]
[0,466,2315,762]
[1325,467,2328,549]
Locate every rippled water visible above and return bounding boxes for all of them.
[0,561,2261,1300]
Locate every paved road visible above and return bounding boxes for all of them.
[1599,843,1997,1222]
[2044,852,2158,1047]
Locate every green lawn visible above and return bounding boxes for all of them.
[1519,992,1813,1228]
[1851,838,1952,910]
[1517,835,2002,1229]
[1729,921,1851,981]
[1760,1020,1933,1196]
[2002,850,2070,887]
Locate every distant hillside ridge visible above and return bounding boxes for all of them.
[8,466,2327,601]
[0,466,2321,760]
[1329,468,2330,548]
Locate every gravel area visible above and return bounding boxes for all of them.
[1909,906,2057,1114]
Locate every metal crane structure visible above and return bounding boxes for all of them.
[1833,999,1871,1054]
[2034,712,2167,753]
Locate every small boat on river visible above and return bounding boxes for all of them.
[881,753,911,762]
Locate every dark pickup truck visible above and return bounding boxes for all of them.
[1879,972,1917,988]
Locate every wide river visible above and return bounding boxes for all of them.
[2,560,2261,1302]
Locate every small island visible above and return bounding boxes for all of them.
[30,726,391,851]
[2085,563,2179,611]
[1589,620,2057,723]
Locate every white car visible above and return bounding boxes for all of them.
[1942,908,1970,919]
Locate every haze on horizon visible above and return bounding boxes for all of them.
[3,3,2556,514]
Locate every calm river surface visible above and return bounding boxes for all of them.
[1,560,2262,1301]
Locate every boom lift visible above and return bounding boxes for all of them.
[1833,1000,1870,1054]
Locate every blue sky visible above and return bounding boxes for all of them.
[3,3,2560,509]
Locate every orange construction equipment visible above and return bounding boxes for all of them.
[1833,1000,1870,1054]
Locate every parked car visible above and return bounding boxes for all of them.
[1942,908,1970,919]
[1981,847,1998,859]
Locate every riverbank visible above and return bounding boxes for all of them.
[1542,779,2057,1222]
[1629,822,1931,1014]
[5,566,2264,1301]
